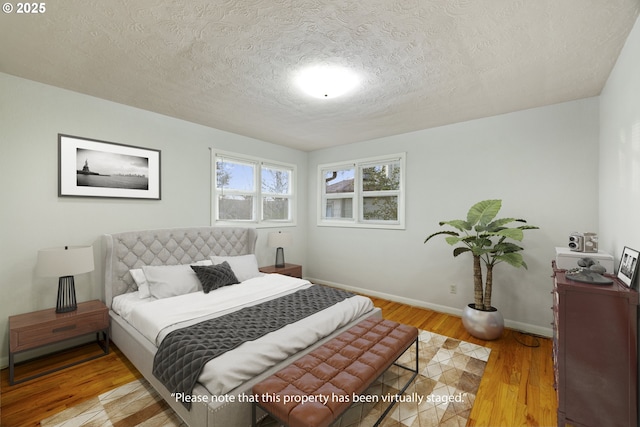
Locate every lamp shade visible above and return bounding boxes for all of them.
[36,246,95,278]
[268,232,292,248]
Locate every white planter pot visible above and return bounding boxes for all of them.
[461,304,504,340]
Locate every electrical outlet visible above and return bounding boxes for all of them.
[449,284,457,294]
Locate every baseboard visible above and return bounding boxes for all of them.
[307,276,553,338]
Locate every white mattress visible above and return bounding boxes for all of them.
[112,274,374,396]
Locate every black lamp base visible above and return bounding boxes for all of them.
[275,247,285,268]
[56,276,77,313]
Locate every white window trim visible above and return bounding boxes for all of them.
[317,153,405,230]
[212,150,296,227]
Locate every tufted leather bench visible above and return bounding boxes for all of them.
[251,317,418,427]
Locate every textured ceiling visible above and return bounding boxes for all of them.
[1,1,638,151]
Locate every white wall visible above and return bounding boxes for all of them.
[598,14,640,416]
[307,98,600,335]
[599,14,640,259]
[0,73,308,367]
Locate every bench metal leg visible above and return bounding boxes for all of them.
[372,337,419,427]
[252,402,257,427]
[254,402,288,427]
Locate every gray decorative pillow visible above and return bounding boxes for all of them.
[191,262,239,293]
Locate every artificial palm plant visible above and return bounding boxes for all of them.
[424,199,538,311]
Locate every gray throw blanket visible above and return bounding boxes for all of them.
[152,284,355,409]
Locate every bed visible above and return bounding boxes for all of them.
[103,226,381,427]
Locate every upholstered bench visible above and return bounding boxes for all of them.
[251,317,418,427]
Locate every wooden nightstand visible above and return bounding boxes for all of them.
[259,263,303,278]
[9,299,110,385]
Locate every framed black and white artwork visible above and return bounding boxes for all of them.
[58,134,161,199]
[617,246,639,289]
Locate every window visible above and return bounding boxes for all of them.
[261,164,292,221]
[323,167,354,220]
[213,151,295,225]
[319,153,405,229]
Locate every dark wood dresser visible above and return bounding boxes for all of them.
[552,262,638,427]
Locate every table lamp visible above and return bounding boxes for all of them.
[268,231,292,268]
[36,245,94,313]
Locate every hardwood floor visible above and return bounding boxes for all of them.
[0,297,557,427]
[368,297,557,427]
[1,342,142,427]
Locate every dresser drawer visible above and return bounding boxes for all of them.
[10,309,108,352]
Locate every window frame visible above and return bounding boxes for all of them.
[213,150,296,227]
[318,153,405,229]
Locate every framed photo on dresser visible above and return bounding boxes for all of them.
[617,246,639,289]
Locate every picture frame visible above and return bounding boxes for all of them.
[617,246,639,289]
[58,134,161,199]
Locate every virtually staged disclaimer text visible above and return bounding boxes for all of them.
[171,392,467,406]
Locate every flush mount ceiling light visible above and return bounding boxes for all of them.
[294,65,360,99]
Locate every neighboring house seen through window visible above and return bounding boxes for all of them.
[319,153,405,229]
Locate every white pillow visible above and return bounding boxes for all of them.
[210,254,261,282]
[139,260,212,300]
[130,268,150,299]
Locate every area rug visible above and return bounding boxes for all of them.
[40,379,186,427]
[40,330,490,427]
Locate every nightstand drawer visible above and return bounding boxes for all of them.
[11,311,108,352]
[259,263,302,278]
[284,265,302,278]
[8,300,110,385]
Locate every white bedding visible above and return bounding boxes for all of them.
[111,274,374,396]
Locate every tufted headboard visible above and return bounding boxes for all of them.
[103,226,257,308]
